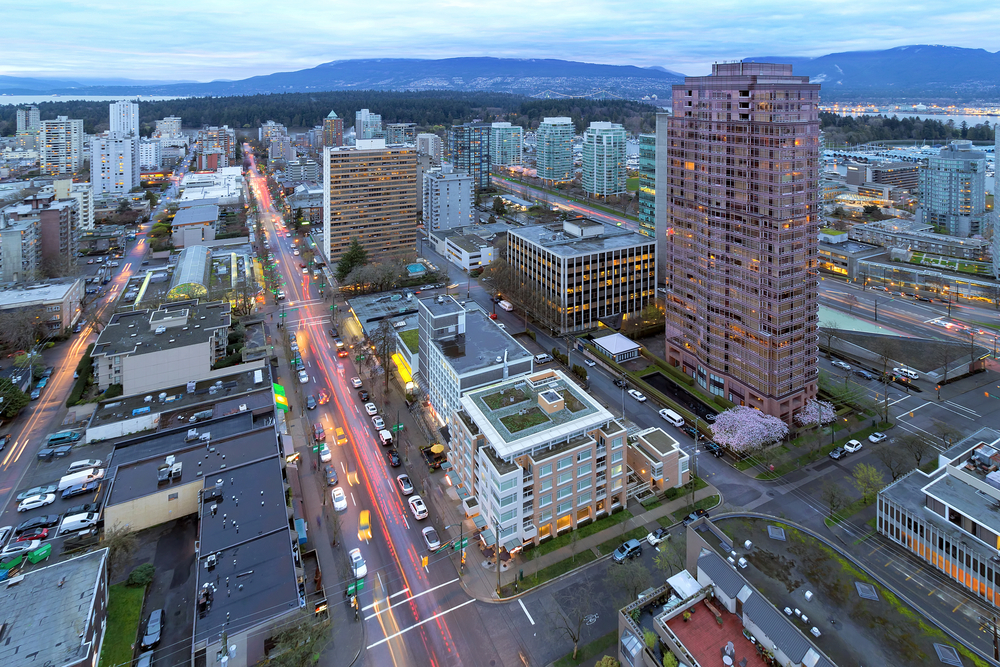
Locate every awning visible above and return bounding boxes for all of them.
[457,486,470,499]
[503,537,521,553]
[473,515,487,529]
[481,529,496,547]
[445,470,460,485]
[440,461,453,471]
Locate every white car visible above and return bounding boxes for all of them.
[408,495,428,520]
[892,367,919,380]
[844,439,863,453]
[364,402,378,416]
[831,360,852,370]
[584,359,596,367]
[868,432,888,444]
[646,527,670,546]
[17,494,56,513]
[422,526,441,551]
[319,445,332,463]
[331,487,348,511]
[627,389,647,402]
[396,474,414,496]
[293,249,300,256]
[1,540,40,556]
[372,416,385,430]
[351,377,363,389]
[349,548,367,578]
[298,370,309,384]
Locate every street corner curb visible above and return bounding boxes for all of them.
[492,551,614,604]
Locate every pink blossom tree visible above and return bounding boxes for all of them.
[794,399,836,427]
[710,405,789,454]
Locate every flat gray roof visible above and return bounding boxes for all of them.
[91,300,230,358]
[198,457,289,554]
[511,220,653,258]
[0,280,82,308]
[110,413,255,465]
[173,203,219,227]
[434,309,531,376]
[347,291,418,338]
[0,549,107,667]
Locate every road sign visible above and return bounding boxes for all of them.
[346,579,365,595]
[391,423,405,433]
[453,537,468,551]
[312,444,320,452]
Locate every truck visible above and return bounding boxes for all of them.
[498,300,514,312]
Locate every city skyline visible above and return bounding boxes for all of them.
[3,1,999,80]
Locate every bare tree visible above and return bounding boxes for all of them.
[653,536,686,577]
[256,611,331,666]
[931,421,964,449]
[869,337,899,421]
[607,559,652,610]
[821,482,849,518]
[898,433,932,468]
[369,319,397,393]
[103,523,138,580]
[818,323,839,359]
[876,446,913,481]
[0,307,47,351]
[548,581,595,661]
[846,294,859,313]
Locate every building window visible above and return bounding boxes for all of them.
[577,462,592,477]
[558,456,573,471]
[500,479,516,492]
[540,509,552,523]
[557,501,573,516]
[577,491,591,506]
[557,487,573,501]
[501,510,516,523]
[501,494,516,507]
[612,437,623,449]
[557,472,572,486]
[611,464,623,477]
[611,451,623,464]
[539,493,552,508]
[680,458,689,473]
[540,479,552,492]
[577,450,591,463]
[709,374,725,397]
[577,478,591,492]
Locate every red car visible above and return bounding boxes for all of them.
[15,527,49,542]
[337,349,349,358]
[317,388,330,405]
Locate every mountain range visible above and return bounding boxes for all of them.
[1,46,998,101]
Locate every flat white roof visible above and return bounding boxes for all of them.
[594,332,640,355]
[0,280,81,307]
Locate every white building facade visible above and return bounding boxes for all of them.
[417,134,443,164]
[535,117,574,184]
[91,132,140,195]
[423,167,474,232]
[110,100,139,137]
[581,121,627,196]
[139,139,162,171]
[355,109,383,141]
[39,116,84,176]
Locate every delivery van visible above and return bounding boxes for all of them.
[57,468,105,491]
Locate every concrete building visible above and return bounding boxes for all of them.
[267,136,293,163]
[179,167,244,206]
[110,99,139,137]
[418,295,533,425]
[417,133,443,164]
[0,549,108,667]
[581,121,627,196]
[198,125,236,166]
[921,140,988,237]
[91,300,231,395]
[593,332,641,363]
[871,161,921,190]
[153,115,182,138]
[490,122,523,166]
[448,122,491,190]
[41,179,95,231]
[323,110,344,147]
[659,63,820,422]
[386,122,417,145]
[423,165,474,232]
[16,105,40,134]
[91,132,140,195]
[355,109,383,140]
[322,139,417,264]
[4,193,80,276]
[287,183,324,224]
[848,218,991,262]
[172,203,219,248]
[441,232,496,271]
[448,368,627,549]
[285,158,320,182]
[258,120,287,144]
[637,133,656,239]
[139,138,162,170]
[535,117,575,185]
[39,116,84,175]
[0,215,39,282]
[506,218,656,333]
[0,280,84,332]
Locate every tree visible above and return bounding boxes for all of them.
[653,537,686,577]
[117,198,130,213]
[794,399,836,427]
[869,337,899,420]
[851,462,886,504]
[103,523,138,580]
[368,319,397,393]
[256,611,331,666]
[335,237,368,282]
[607,559,651,610]
[846,294,859,313]
[0,378,30,419]
[595,657,621,667]
[710,406,788,454]
[876,446,913,481]
[548,581,594,661]
[230,276,259,317]
[931,421,964,450]
[0,307,47,352]
[898,433,931,467]
[820,482,849,518]
[818,323,840,358]
[492,196,506,216]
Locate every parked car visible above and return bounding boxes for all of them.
[612,539,643,563]
[14,527,49,542]
[298,370,309,384]
[328,327,339,337]
[324,465,338,486]
[614,379,628,388]
[331,487,348,511]
[337,348,349,358]
[349,548,368,578]
[831,360,852,370]
[313,423,326,441]
[853,369,876,381]
[408,495,428,520]
[584,359,596,367]
[704,441,725,458]
[1,540,41,557]
[61,482,96,499]
[396,474,414,496]
[892,367,919,380]
[15,515,60,534]
[66,459,102,474]
[372,416,385,430]
[627,389,647,402]
[682,509,710,526]
[65,503,99,517]
[829,447,847,460]
[386,448,401,467]
[319,446,332,463]
[140,609,163,649]
[422,526,442,552]
[868,432,888,444]
[351,377,363,388]
[18,493,56,512]
[844,439,863,453]
[16,485,57,502]
[646,527,671,546]
[358,389,369,401]
[364,402,378,416]
[306,394,317,410]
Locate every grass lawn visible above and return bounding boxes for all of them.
[755,423,892,480]
[399,328,419,353]
[595,526,648,556]
[626,177,640,192]
[559,389,586,412]
[482,387,528,410]
[553,630,618,667]
[502,549,597,596]
[528,510,633,559]
[98,584,146,667]
[669,495,721,523]
[500,407,550,433]
[824,495,874,528]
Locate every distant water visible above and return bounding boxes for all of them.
[0,94,188,106]
[831,111,999,128]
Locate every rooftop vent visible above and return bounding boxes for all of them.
[154,326,166,335]
[185,428,199,442]
[143,395,152,403]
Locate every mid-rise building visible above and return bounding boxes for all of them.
[138,138,162,170]
[535,117,574,185]
[0,215,39,282]
[110,100,139,137]
[267,136,293,163]
[154,115,182,138]
[16,105,40,135]
[920,140,988,237]
[322,139,417,264]
[323,110,344,147]
[581,121,627,197]
[198,125,236,165]
[0,280,83,331]
[506,218,656,333]
[355,109,383,140]
[91,132,140,195]
[258,120,287,144]
[285,158,320,182]
[637,133,655,238]
[386,122,417,145]
[4,193,80,276]
[423,165,474,232]
[448,122,491,190]
[39,116,84,176]
[417,133,443,165]
[490,122,523,166]
[41,179,95,231]
[659,63,820,422]
[871,161,920,190]
[417,295,533,425]
[171,203,218,248]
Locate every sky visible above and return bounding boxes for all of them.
[4,0,1000,81]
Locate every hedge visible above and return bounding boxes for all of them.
[66,343,94,407]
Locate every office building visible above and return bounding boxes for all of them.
[386,122,416,145]
[506,218,655,333]
[535,117,574,185]
[39,116,84,175]
[871,161,920,190]
[91,300,231,395]
[448,368,627,549]
[581,121,627,196]
[490,122,523,166]
[267,136,294,163]
[0,280,84,331]
[355,109,383,140]
[91,132,140,195]
[323,110,344,147]
[660,63,820,422]
[637,133,656,238]
[0,215,39,282]
[171,203,219,248]
[286,158,321,182]
[423,165,474,232]
[16,105,40,134]
[920,140,988,237]
[417,133,443,165]
[154,115,182,138]
[322,139,417,264]
[417,295,533,425]
[448,122,491,190]
[138,138,162,170]
[110,100,139,137]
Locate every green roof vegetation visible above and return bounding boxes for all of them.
[399,328,419,353]
[482,387,528,411]
[820,228,847,235]
[500,406,550,433]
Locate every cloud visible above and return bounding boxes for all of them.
[3,0,999,79]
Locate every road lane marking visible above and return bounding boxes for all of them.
[954,601,965,613]
[518,599,535,625]
[350,492,356,506]
[390,588,410,600]
[364,577,461,618]
[366,598,476,648]
[929,588,937,596]
[945,400,980,417]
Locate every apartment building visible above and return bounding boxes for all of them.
[921,140,988,237]
[535,117,575,185]
[110,100,139,137]
[637,133,656,239]
[449,369,627,549]
[386,122,417,145]
[16,105,40,134]
[154,115,182,138]
[91,132,140,195]
[417,133,443,164]
[198,126,236,164]
[417,295,533,425]
[848,218,991,261]
[0,216,39,282]
[659,63,821,422]
[871,161,920,190]
[0,280,84,332]
[581,121,627,196]
[448,122,491,190]
[321,139,417,264]
[323,110,344,147]
[285,158,320,183]
[423,165,474,232]
[39,116,84,175]
[491,122,523,166]
[4,193,79,275]
[139,138,162,170]
[506,218,656,333]
[355,109,383,140]
[40,179,95,231]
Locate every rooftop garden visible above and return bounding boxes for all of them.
[559,389,586,413]
[500,406,550,433]
[482,386,529,411]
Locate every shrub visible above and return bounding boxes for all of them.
[103,384,123,400]
[663,653,679,667]
[643,629,657,648]
[126,563,156,587]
